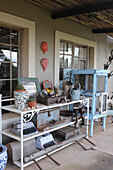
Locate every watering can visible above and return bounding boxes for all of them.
[70,81,81,101]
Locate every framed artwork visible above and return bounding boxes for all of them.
[18,77,41,97]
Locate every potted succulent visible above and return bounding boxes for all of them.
[15,84,26,92]
[14,84,28,110]
[0,145,7,170]
[27,95,37,108]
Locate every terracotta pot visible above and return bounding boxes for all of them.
[15,89,26,92]
[27,101,36,108]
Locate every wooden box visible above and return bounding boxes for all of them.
[37,96,65,105]
[31,107,60,128]
[53,126,80,140]
[37,107,60,127]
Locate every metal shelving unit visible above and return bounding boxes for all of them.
[0,94,89,170]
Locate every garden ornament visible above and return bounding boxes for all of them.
[41,41,48,54]
[41,58,49,71]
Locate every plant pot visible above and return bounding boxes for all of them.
[14,90,28,110]
[0,145,7,170]
[15,89,26,92]
[27,101,36,108]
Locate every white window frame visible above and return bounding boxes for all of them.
[54,30,97,88]
[0,11,35,77]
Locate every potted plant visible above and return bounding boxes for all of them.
[0,145,7,170]
[15,84,26,92]
[14,84,28,110]
[27,95,37,108]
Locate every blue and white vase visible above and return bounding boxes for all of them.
[0,145,7,170]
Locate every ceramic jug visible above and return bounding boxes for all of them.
[70,81,81,101]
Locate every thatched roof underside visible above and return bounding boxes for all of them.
[24,0,113,37]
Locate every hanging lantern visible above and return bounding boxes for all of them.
[41,42,48,54]
[41,58,49,71]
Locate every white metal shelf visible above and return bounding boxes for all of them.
[1,99,84,114]
[2,120,75,142]
[0,96,89,170]
[2,129,21,141]
[2,117,89,144]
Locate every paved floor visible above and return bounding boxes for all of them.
[5,117,113,170]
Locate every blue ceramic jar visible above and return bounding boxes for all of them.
[0,145,7,170]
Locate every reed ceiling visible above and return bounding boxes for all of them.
[24,0,113,37]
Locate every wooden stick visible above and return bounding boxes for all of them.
[33,159,43,170]
[45,153,61,166]
[75,140,87,151]
[83,137,96,146]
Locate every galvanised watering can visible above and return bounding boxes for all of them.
[70,81,81,101]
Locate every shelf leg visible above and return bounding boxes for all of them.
[90,74,97,137]
[0,94,2,145]
[86,99,89,139]
[21,112,24,170]
[103,116,106,131]
[90,118,94,137]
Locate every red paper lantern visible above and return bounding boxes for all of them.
[41,42,48,54]
[41,58,49,71]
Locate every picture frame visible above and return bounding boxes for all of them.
[18,77,41,97]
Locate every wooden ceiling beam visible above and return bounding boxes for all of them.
[92,28,113,33]
[51,1,113,19]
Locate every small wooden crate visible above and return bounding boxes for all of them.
[53,126,80,140]
[37,96,65,105]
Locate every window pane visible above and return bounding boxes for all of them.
[12,80,18,96]
[80,60,86,69]
[0,45,10,62]
[74,46,79,57]
[60,42,63,54]
[59,81,63,90]
[64,68,71,79]
[12,63,21,78]
[0,80,10,97]
[59,68,63,80]
[0,25,22,99]
[59,55,63,67]
[11,29,19,45]
[0,26,10,44]
[64,43,72,55]
[64,55,72,68]
[80,47,87,59]
[0,63,10,79]
[73,57,79,69]
[11,46,21,62]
